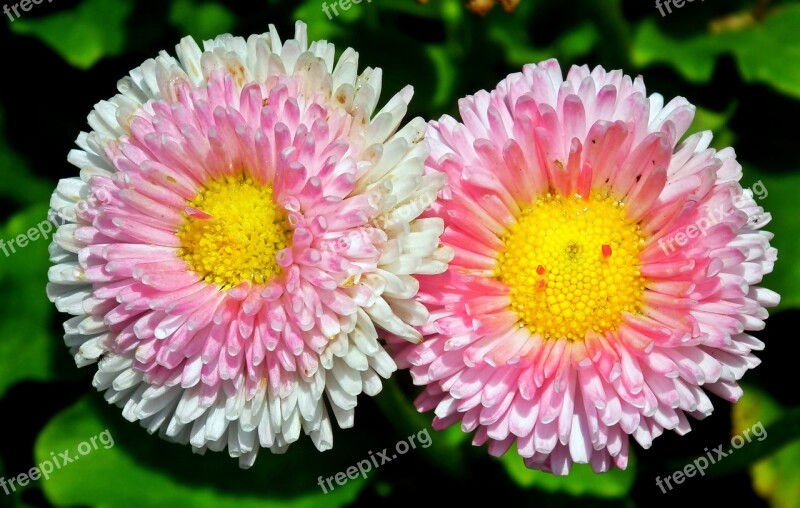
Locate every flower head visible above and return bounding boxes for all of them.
[47,22,449,467]
[397,60,779,474]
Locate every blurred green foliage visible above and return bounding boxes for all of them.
[36,396,364,508]
[633,4,800,100]
[10,0,133,69]
[2,0,800,507]
[0,108,51,206]
[0,205,57,398]
[169,0,236,41]
[733,386,800,508]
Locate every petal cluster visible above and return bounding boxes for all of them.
[396,60,779,474]
[47,22,450,467]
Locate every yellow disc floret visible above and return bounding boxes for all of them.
[177,175,292,288]
[495,192,647,341]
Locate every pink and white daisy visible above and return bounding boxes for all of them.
[396,60,779,474]
[47,21,450,467]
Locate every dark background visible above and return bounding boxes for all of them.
[0,0,798,506]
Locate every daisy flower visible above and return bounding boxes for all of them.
[397,60,779,474]
[47,21,449,467]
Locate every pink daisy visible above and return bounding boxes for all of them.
[47,22,450,467]
[396,60,779,474]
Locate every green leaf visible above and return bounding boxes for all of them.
[293,0,354,42]
[425,45,459,110]
[633,5,800,99]
[36,395,368,508]
[10,0,134,69]
[733,385,783,433]
[0,107,51,206]
[484,0,599,69]
[739,167,800,311]
[169,0,236,41]
[731,386,800,506]
[499,448,637,498]
[489,21,598,69]
[0,205,58,397]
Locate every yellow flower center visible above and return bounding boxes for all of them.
[177,175,292,288]
[495,193,647,341]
